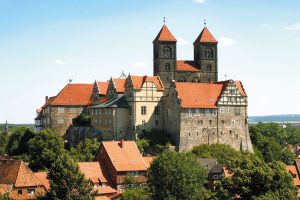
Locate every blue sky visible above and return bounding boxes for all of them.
[0,0,299,123]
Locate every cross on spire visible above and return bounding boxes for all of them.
[163,17,166,24]
[204,19,207,26]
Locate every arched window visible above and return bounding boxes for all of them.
[204,48,214,59]
[207,64,212,71]
[165,63,171,71]
[163,46,172,58]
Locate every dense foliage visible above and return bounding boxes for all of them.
[48,153,92,200]
[73,114,91,126]
[214,154,298,200]
[148,150,211,200]
[0,132,8,154]
[70,138,100,162]
[121,187,152,200]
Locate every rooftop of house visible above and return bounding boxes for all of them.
[174,80,247,108]
[176,60,200,72]
[112,78,126,93]
[34,172,50,191]
[91,94,129,109]
[0,160,42,187]
[99,140,149,172]
[287,160,300,187]
[97,81,109,96]
[197,158,218,171]
[130,75,164,91]
[78,162,109,184]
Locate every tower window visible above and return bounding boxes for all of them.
[163,46,172,58]
[141,106,147,115]
[165,63,171,71]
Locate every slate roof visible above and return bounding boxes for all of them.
[91,94,129,109]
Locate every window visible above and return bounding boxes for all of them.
[231,120,236,125]
[163,46,172,58]
[58,107,65,113]
[219,107,225,113]
[142,120,146,126]
[165,63,171,71]
[154,106,160,115]
[141,106,147,115]
[69,108,76,114]
[27,189,35,195]
[95,109,98,115]
[209,120,213,125]
[197,120,203,125]
[91,109,94,115]
[188,109,192,115]
[18,190,22,195]
[155,120,159,126]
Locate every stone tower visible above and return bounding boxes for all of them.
[153,25,177,90]
[193,27,218,82]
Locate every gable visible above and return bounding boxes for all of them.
[217,80,247,106]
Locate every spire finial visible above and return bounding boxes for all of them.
[204,19,207,26]
[163,17,166,24]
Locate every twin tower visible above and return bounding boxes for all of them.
[152,24,218,89]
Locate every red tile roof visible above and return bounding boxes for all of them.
[34,172,50,191]
[153,25,176,42]
[194,27,218,44]
[49,84,93,106]
[78,162,108,183]
[143,157,155,169]
[234,81,247,96]
[93,185,117,195]
[97,82,109,96]
[112,79,126,93]
[0,160,42,187]
[287,164,300,186]
[176,60,200,72]
[102,141,148,172]
[42,96,56,108]
[130,76,164,91]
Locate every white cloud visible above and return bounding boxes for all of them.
[218,36,236,47]
[177,37,189,45]
[193,0,206,3]
[55,59,66,65]
[284,23,300,30]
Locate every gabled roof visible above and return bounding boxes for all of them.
[101,141,148,172]
[97,82,109,96]
[0,160,42,187]
[175,82,225,108]
[176,60,200,72]
[78,162,108,183]
[34,172,50,191]
[194,27,218,44]
[42,96,56,108]
[112,79,126,93]
[91,94,129,109]
[153,25,177,42]
[130,75,164,91]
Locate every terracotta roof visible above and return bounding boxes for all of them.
[234,81,247,97]
[112,79,126,93]
[50,83,93,106]
[78,162,108,183]
[143,157,155,169]
[153,25,176,42]
[0,184,12,194]
[34,172,50,191]
[194,27,218,44]
[287,165,300,186]
[130,76,164,91]
[97,82,109,96]
[0,160,42,187]
[42,96,56,108]
[93,185,117,195]
[102,141,148,172]
[175,82,224,108]
[176,60,200,72]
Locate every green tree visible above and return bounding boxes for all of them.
[148,150,211,200]
[73,114,91,126]
[5,127,35,155]
[192,144,242,164]
[215,155,298,200]
[121,187,152,200]
[0,132,8,154]
[48,153,92,200]
[0,193,11,200]
[70,138,100,162]
[28,129,65,171]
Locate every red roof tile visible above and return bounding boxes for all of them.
[287,165,300,186]
[176,60,200,72]
[101,141,148,172]
[130,76,164,91]
[153,25,176,42]
[143,157,155,169]
[78,162,108,183]
[194,27,218,44]
[234,81,247,97]
[42,96,56,108]
[97,82,109,96]
[175,82,224,108]
[50,83,93,106]
[93,185,117,195]
[34,172,50,191]
[112,79,126,93]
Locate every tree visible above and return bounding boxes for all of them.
[28,129,65,171]
[5,127,35,155]
[70,138,100,162]
[48,153,92,200]
[192,144,242,164]
[148,150,211,200]
[0,193,11,200]
[121,187,152,200]
[73,114,91,126]
[0,132,8,154]
[214,155,298,200]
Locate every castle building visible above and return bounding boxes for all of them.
[35,24,253,152]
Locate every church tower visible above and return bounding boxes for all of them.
[153,24,177,90]
[193,27,218,82]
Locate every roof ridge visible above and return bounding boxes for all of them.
[194,27,218,44]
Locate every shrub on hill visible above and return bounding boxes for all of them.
[73,114,91,126]
[70,138,100,162]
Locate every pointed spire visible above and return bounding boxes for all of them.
[153,24,177,42]
[194,27,218,44]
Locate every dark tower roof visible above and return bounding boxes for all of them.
[153,25,177,42]
[194,27,218,44]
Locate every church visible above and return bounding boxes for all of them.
[35,23,253,152]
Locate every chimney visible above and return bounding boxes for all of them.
[119,139,125,148]
[45,96,49,103]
